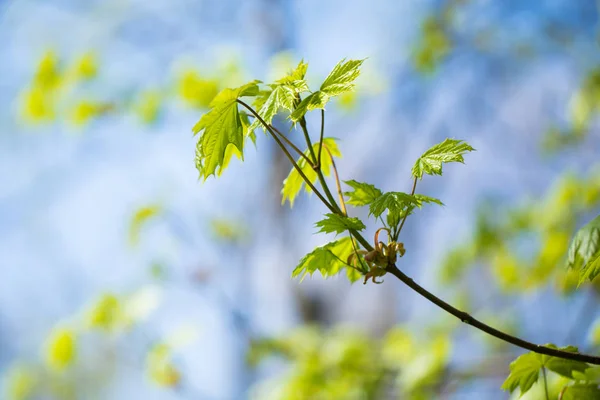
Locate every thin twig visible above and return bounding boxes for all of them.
[237,100,336,214]
[396,177,418,237]
[325,146,347,216]
[268,123,316,168]
[298,114,343,215]
[384,263,600,365]
[317,109,325,168]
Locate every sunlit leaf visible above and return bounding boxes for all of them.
[561,384,600,400]
[502,344,589,396]
[411,138,475,179]
[249,61,309,133]
[289,59,364,122]
[289,91,329,122]
[292,237,355,281]
[369,192,421,218]
[192,81,260,179]
[343,180,382,207]
[501,353,542,395]
[281,137,341,207]
[319,58,365,97]
[315,213,366,235]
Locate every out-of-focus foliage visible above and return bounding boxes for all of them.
[544,68,600,151]
[128,205,162,247]
[19,50,114,125]
[440,168,600,293]
[146,344,181,388]
[413,16,452,74]
[3,286,169,399]
[248,325,452,400]
[3,365,37,400]
[210,218,250,244]
[177,70,220,109]
[45,328,77,371]
[567,214,600,285]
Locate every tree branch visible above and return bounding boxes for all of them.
[384,263,600,365]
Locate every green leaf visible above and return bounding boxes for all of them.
[315,213,366,235]
[344,180,383,207]
[502,344,590,396]
[281,137,341,207]
[411,138,475,179]
[542,345,589,378]
[289,58,365,122]
[319,58,365,97]
[369,192,421,218]
[192,81,260,179]
[566,215,600,285]
[413,194,444,206]
[292,237,355,281]
[249,61,309,133]
[501,352,542,395]
[561,384,600,400]
[289,91,329,122]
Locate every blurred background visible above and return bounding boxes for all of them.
[1,0,600,399]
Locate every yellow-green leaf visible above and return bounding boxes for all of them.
[193,81,260,179]
[292,237,355,281]
[281,137,341,207]
[411,138,475,179]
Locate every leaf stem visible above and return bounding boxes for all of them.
[384,263,600,365]
[266,122,316,168]
[237,100,337,214]
[317,109,325,168]
[299,115,343,215]
[542,367,550,400]
[396,176,418,238]
[325,146,347,216]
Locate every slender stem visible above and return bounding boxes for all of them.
[542,367,550,400]
[352,230,373,250]
[396,177,418,237]
[268,124,316,168]
[348,232,369,273]
[299,117,318,163]
[237,100,337,214]
[317,109,325,167]
[325,146,347,216]
[384,263,600,365]
[298,115,342,214]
